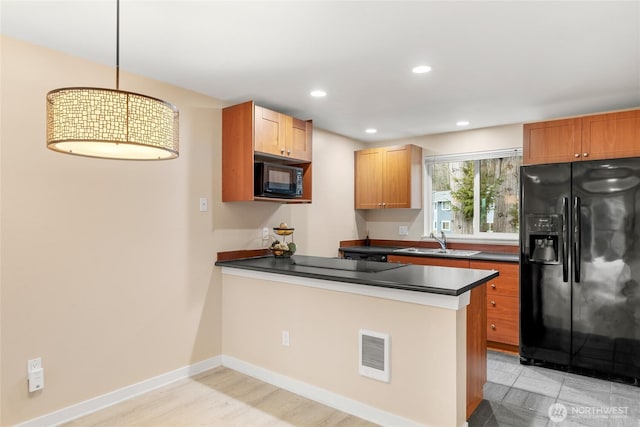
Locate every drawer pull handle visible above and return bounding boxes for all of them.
[491,300,496,306]
[491,284,496,289]
[491,324,496,330]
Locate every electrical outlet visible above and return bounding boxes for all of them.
[399,226,409,235]
[27,358,41,372]
[27,358,44,392]
[262,227,269,240]
[282,330,290,347]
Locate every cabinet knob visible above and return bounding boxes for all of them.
[382,202,386,207]
[491,300,496,306]
[574,153,580,158]
[583,152,589,157]
[281,149,285,154]
[287,150,291,155]
[491,324,496,330]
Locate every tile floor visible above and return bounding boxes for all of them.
[468,350,640,427]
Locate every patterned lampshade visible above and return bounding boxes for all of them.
[46,87,179,160]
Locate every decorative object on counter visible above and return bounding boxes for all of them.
[364,232,370,246]
[270,222,296,257]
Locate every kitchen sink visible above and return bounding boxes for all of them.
[393,247,481,256]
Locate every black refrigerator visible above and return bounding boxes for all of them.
[520,158,640,384]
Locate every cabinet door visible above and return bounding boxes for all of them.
[354,148,384,209]
[582,110,640,160]
[354,144,422,209]
[523,118,582,164]
[383,146,412,208]
[254,106,284,156]
[383,145,422,209]
[288,117,312,161]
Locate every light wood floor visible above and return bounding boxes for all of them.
[62,367,379,427]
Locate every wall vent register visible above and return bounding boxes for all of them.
[359,329,390,382]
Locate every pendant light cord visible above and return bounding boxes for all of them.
[116,0,120,90]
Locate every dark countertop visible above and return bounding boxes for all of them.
[215,255,499,296]
[340,245,519,263]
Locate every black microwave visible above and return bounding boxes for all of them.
[254,162,303,198]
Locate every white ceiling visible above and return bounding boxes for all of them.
[2,1,639,142]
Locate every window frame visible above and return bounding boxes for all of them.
[423,148,522,243]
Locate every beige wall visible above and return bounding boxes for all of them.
[0,37,361,425]
[362,124,523,241]
[222,273,467,426]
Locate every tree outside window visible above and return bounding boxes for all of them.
[427,151,521,237]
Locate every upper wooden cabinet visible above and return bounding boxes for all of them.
[222,101,312,203]
[354,144,422,209]
[523,109,640,165]
[523,118,582,165]
[254,105,312,162]
[582,110,640,161]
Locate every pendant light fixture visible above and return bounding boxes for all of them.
[46,0,179,160]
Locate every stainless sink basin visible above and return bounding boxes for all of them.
[393,247,481,257]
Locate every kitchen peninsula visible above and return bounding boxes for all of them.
[215,255,498,427]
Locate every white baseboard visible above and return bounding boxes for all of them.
[17,355,432,427]
[15,356,222,427]
[221,355,424,427]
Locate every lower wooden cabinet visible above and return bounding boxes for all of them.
[487,315,519,346]
[470,260,519,349]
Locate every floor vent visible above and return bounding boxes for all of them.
[358,329,390,382]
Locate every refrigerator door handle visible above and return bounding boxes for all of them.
[563,197,569,282]
[574,196,581,283]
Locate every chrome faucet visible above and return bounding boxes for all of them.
[430,231,447,251]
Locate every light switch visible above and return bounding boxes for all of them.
[199,197,208,212]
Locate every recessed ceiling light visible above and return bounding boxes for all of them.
[412,65,432,74]
[310,90,327,97]
[456,120,470,126]
[365,128,377,134]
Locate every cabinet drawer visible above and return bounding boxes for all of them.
[471,261,519,297]
[487,295,518,320]
[487,315,519,346]
[487,279,518,297]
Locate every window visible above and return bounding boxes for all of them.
[425,149,522,239]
